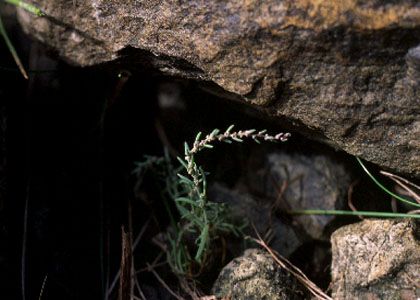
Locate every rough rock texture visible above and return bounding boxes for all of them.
[331,219,420,300]
[17,0,420,177]
[209,183,307,257]
[243,152,350,240]
[212,248,306,300]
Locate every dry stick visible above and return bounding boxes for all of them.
[134,276,147,300]
[380,171,420,192]
[147,263,184,300]
[154,118,180,158]
[252,225,332,300]
[135,252,165,274]
[107,218,152,297]
[21,182,30,300]
[119,226,132,300]
[38,274,48,300]
[380,172,420,204]
[347,180,363,220]
[391,197,398,213]
[178,276,203,300]
[128,197,135,299]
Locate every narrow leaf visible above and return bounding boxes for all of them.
[0,15,28,79]
[5,0,44,16]
[195,224,209,262]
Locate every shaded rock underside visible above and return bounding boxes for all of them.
[16,0,420,177]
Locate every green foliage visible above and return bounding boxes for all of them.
[293,157,420,219]
[134,126,291,276]
[4,0,44,16]
[356,157,420,208]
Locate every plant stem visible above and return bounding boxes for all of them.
[356,157,420,208]
[4,0,44,16]
[0,14,28,79]
[291,209,420,219]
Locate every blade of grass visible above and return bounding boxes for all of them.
[0,14,28,79]
[291,209,420,219]
[356,157,420,208]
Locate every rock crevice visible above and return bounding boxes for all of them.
[17,0,420,176]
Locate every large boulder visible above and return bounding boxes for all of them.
[16,0,420,177]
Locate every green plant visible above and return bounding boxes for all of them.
[135,126,291,276]
[293,157,420,219]
[0,0,44,79]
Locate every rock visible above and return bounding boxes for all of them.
[212,248,306,300]
[331,219,420,300]
[243,152,350,240]
[209,183,307,257]
[16,1,420,177]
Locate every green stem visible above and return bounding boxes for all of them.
[4,0,44,16]
[0,14,28,79]
[356,157,420,208]
[291,209,420,219]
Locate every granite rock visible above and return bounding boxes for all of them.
[16,0,420,177]
[331,219,420,299]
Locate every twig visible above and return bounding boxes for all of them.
[147,263,184,300]
[134,276,147,300]
[178,276,203,300]
[21,182,30,300]
[119,226,132,300]
[38,274,48,300]
[135,252,165,274]
[380,171,420,191]
[356,157,420,208]
[252,225,332,300]
[107,218,151,297]
[380,171,420,204]
[347,180,362,219]
[155,118,180,158]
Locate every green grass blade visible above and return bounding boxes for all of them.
[291,209,420,219]
[4,0,44,16]
[0,14,28,79]
[194,224,209,262]
[356,157,420,208]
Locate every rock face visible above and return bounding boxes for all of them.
[243,152,350,240]
[212,248,306,300]
[209,183,307,257]
[17,0,420,177]
[331,219,420,299]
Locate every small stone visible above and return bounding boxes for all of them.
[212,248,307,300]
[331,219,420,300]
